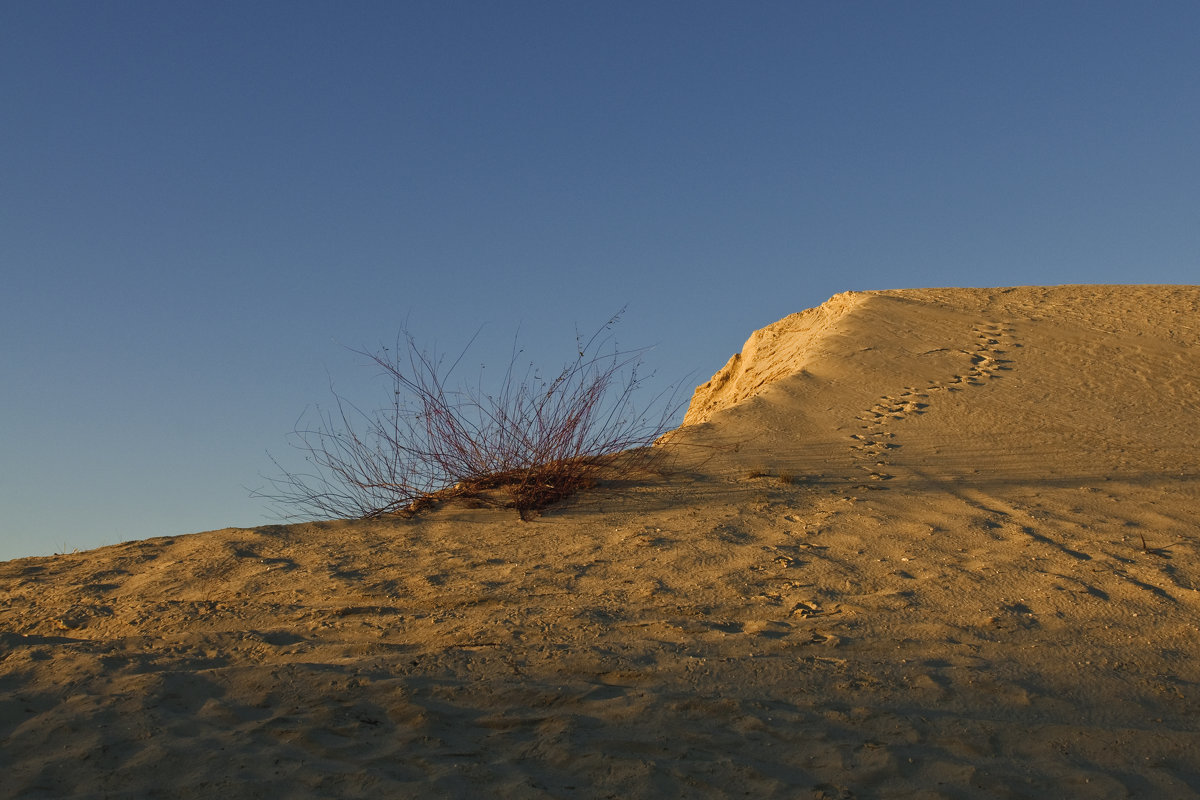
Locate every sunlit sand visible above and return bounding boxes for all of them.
[4,285,1199,797]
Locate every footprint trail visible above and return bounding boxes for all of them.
[849,322,1017,487]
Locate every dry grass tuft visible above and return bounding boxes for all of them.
[256,311,681,521]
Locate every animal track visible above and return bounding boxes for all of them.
[848,322,1017,487]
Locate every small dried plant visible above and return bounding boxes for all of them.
[256,311,681,520]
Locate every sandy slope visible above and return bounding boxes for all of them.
[3,285,1200,799]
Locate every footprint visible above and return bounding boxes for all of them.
[743,620,793,639]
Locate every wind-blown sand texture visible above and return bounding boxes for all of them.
[3,285,1200,798]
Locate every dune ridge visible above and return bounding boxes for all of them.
[682,289,866,426]
[3,284,1200,798]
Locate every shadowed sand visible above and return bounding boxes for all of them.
[3,285,1200,798]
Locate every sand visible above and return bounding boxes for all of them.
[3,284,1200,798]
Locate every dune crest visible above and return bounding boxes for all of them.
[682,290,866,426]
[686,283,1200,429]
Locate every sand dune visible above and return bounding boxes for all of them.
[3,285,1200,798]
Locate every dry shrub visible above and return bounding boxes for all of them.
[258,311,681,521]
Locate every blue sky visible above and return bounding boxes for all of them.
[2,1,1198,560]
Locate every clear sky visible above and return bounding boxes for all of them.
[3,1,1198,561]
